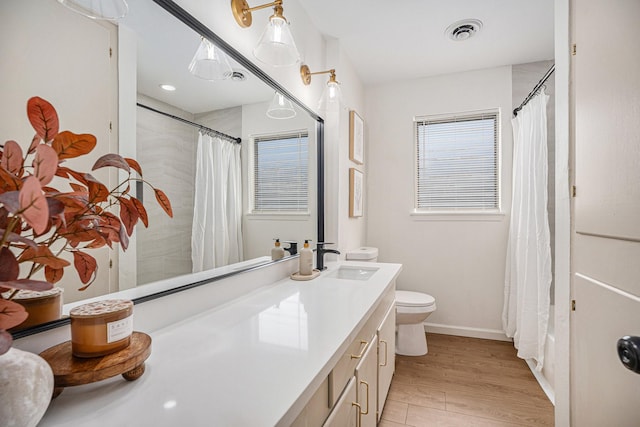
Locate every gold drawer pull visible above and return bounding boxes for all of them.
[350,340,368,359]
[360,380,370,415]
[380,340,388,367]
[352,401,362,427]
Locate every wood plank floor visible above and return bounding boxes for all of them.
[380,333,554,426]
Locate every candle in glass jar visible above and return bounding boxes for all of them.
[70,299,134,358]
[7,288,63,331]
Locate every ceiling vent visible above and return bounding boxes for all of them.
[446,19,483,41]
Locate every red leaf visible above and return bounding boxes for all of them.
[46,197,65,217]
[0,279,53,292]
[118,197,139,236]
[0,167,20,192]
[27,97,59,142]
[73,251,97,285]
[33,144,58,186]
[0,248,19,281]
[57,166,88,185]
[28,134,41,155]
[45,265,64,284]
[154,188,173,218]
[92,153,130,173]
[125,158,143,176]
[119,223,129,251]
[1,140,24,175]
[52,131,96,160]
[88,180,109,203]
[0,230,37,248]
[0,191,20,214]
[17,245,71,269]
[0,329,12,355]
[0,299,28,330]
[130,197,148,227]
[19,176,48,235]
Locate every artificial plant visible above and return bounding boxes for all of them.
[0,96,173,353]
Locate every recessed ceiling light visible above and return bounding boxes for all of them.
[159,84,176,91]
[229,70,247,82]
[445,19,483,42]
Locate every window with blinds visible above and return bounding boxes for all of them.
[253,132,309,212]
[415,111,499,211]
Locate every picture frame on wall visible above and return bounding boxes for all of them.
[349,168,364,217]
[349,110,364,164]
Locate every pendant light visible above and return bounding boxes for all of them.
[188,37,233,81]
[57,0,128,20]
[266,92,296,119]
[231,0,300,67]
[300,65,343,111]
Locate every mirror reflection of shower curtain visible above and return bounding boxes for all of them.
[191,132,243,272]
[502,90,552,371]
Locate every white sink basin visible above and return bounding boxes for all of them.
[329,266,379,281]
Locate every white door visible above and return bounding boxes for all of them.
[571,1,640,425]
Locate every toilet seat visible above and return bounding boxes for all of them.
[396,290,435,308]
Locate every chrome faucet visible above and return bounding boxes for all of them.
[315,242,340,271]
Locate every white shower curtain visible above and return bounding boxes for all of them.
[502,90,552,371]
[191,132,243,272]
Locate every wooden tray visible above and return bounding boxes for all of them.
[39,331,151,398]
[290,269,321,281]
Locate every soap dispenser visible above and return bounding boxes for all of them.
[271,239,285,261]
[299,240,314,275]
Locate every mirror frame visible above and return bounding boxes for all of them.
[12,0,324,339]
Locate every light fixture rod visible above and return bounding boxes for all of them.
[245,0,281,14]
[300,65,337,85]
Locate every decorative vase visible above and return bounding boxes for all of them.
[0,347,54,427]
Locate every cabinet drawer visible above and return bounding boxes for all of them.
[323,377,358,427]
[328,286,395,405]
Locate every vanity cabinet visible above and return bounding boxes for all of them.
[322,377,358,427]
[355,335,379,427]
[377,304,396,421]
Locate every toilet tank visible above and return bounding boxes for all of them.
[345,247,378,262]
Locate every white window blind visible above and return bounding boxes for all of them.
[253,132,309,212]
[416,111,499,210]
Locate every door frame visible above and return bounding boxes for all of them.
[553,0,571,425]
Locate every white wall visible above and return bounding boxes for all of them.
[365,67,513,338]
[241,101,317,260]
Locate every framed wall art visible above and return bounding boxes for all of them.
[349,110,364,164]
[349,168,364,217]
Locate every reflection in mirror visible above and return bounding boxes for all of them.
[2,0,320,335]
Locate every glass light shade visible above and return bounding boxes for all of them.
[266,92,296,119]
[253,16,300,67]
[57,0,128,20]
[318,80,343,112]
[188,38,233,81]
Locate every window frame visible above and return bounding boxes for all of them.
[248,129,311,216]
[412,109,503,220]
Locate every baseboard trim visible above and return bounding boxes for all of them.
[526,359,556,405]
[424,322,511,342]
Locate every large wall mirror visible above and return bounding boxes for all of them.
[2,0,323,337]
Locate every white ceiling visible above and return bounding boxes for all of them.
[296,0,555,85]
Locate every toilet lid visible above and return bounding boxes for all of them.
[396,290,435,307]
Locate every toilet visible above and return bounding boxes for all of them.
[344,247,437,356]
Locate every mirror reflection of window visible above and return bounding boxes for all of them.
[252,132,309,213]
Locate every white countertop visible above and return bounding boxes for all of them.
[39,261,402,427]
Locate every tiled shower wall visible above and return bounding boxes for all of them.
[136,95,198,285]
[512,60,556,302]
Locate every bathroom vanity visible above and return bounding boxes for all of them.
[37,261,402,426]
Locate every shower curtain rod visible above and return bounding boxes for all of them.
[136,103,242,144]
[513,64,555,117]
